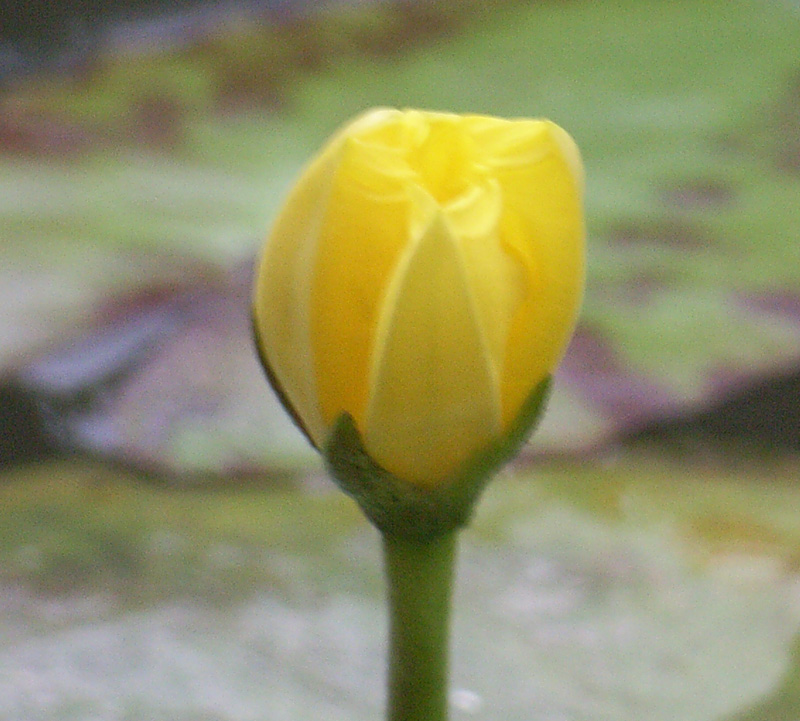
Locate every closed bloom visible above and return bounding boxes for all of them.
[253,108,584,487]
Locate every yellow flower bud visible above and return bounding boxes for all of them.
[253,108,584,487]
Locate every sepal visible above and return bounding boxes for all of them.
[324,376,552,541]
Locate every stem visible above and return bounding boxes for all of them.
[382,531,458,721]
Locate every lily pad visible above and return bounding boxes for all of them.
[2,0,800,476]
[0,454,798,720]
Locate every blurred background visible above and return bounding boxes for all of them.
[1,1,799,719]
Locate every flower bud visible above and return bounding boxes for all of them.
[253,108,584,487]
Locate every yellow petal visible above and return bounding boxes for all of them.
[254,108,585,474]
[253,138,344,447]
[443,178,524,384]
[472,117,552,168]
[253,108,406,447]
[494,122,585,429]
[365,208,501,486]
[310,137,413,431]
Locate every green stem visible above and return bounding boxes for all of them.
[382,531,458,721]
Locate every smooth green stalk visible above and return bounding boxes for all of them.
[383,531,458,721]
[322,380,552,719]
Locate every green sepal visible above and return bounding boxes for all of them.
[323,376,552,541]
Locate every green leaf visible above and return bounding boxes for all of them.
[3,0,800,473]
[0,454,798,720]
